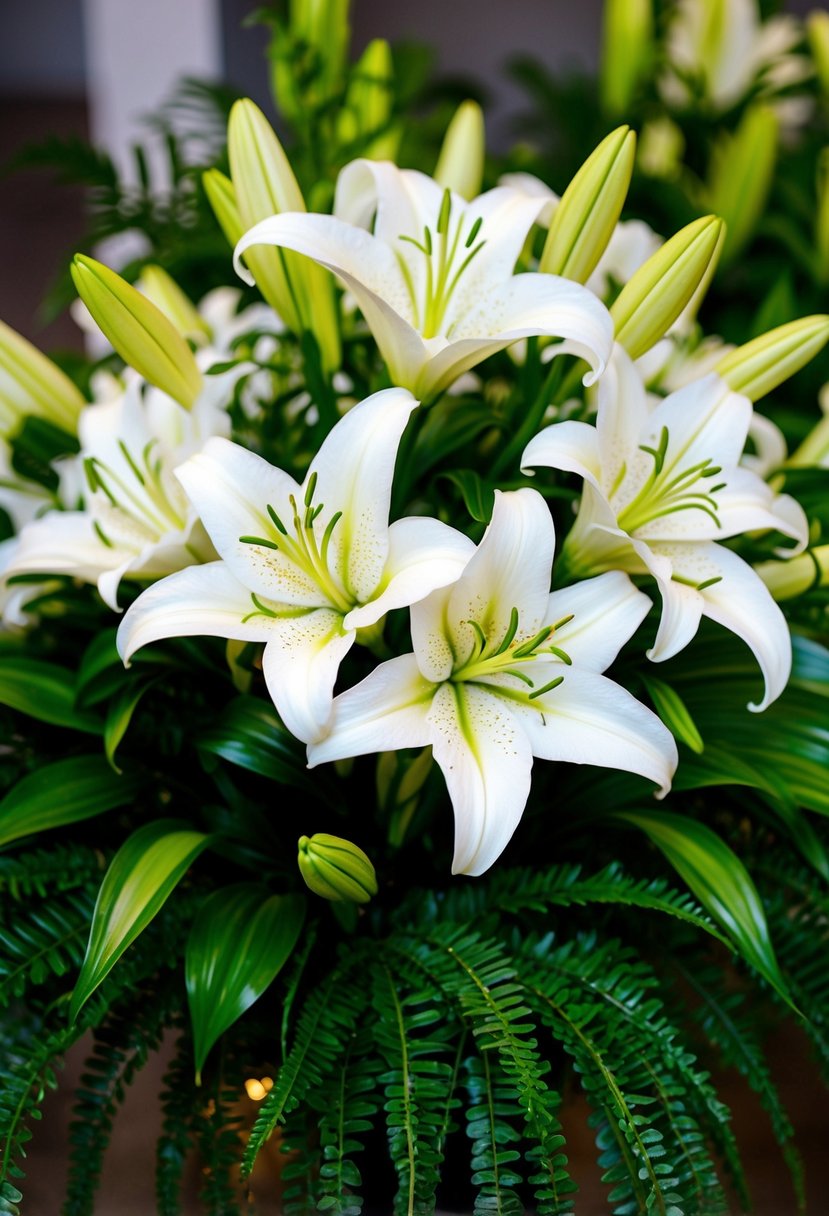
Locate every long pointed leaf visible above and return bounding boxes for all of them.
[69,820,211,1020]
[0,757,143,848]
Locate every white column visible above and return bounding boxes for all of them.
[82,0,223,184]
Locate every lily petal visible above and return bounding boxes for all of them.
[427,681,534,876]
[596,345,652,493]
[306,387,418,604]
[520,419,602,487]
[335,160,444,249]
[503,666,677,796]
[645,373,752,483]
[345,515,475,631]
[10,512,118,588]
[423,272,613,398]
[446,488,554,661]
[175,437,322,606]
[261,610,355,744]
[669,541,791,712]
[545,570,652,671]
[307,653,435,763]
[116,561,287,663]
[235,213,428,387]
[711,466,808,550]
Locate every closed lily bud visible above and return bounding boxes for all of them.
[809,12,829,98]
[338,39,399,160]
[297,833,378,904]
[203,168,245,249]
[707,105,778,267]
[273,0,350,124]
[229,99,341,371]
[0,317,84,437]
[716,315,829,402]
[137,265,211,346]
[70,255,202,410]
[434,100,485,202]
[600,0,653,116]
[756,546,829,601]
[540,125,636,284]
[611,215,724,361]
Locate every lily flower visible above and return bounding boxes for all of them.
[521,348,808,710]
[116,388,474,744]
[6,364,239,610]
[309,488,677,876]
[233,160,613,399]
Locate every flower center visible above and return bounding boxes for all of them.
[84,439,187,544]
[614,425,726,534]
[451,605,573,699]
[396,188,487,340]
[238,471,354,615]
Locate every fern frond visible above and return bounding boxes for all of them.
[0,890,95,1009]
[372,962,455,1215]
[0,846,102,899]
[316,1033,379,1215]
[63,979,178,1216]
[413,925,575,1216]
[156,1028,194,1216]
[464,1050,525,1215]
[242,959,367,1178]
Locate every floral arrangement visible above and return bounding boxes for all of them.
[2,1,829,1213]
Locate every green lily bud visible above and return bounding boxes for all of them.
[0,317,85,437]
[434,101,485,202]
[756,546,829,601]
[338,39,399,161]
[707,105,778,267]
[137,265,211,346]
[228,99,341,371]
[540,125,636,284]
[611,215,724,361]
[70,255,202,410]
[203,169,245,249]
[297,833,378,904]
[808,12,829,98]
[716,315,829,402]
[600,0,653,116]
[638,116,684,181]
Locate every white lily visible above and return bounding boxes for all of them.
[660,0,809,114]
[309,488,677,876]
[116,388,474,744]
[522,348,808,710]
[6,363,238,610]
[233,159,613,399]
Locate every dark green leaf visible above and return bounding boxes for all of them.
[70,820,211,1020]
[439,469,495,523]
[0,658,102,733]
[0,757,143,848]
[186,884,305,1081]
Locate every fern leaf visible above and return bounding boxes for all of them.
[464,1050,525,1215]
[242,960,366,1178]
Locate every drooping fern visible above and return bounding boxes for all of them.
[464,1049,526,1214]
[315,1032,380,1215]
[0,890,95,1008]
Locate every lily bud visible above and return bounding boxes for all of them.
[808,12,829,98]
[297,833,378,904]
[70,255,202,410]
[716,315,829,402]
[434,100,485,202]
[203,169,245,249]
[338,39,399,161]
[272,0,350,125]
[707,105,778,267]
[0,317,85,437]
[229,99,341,371]
[137,265,211,346]
[756,546,829,601]
[611,216,724,361]
[540,126,636,284]
[600,0,653,116]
